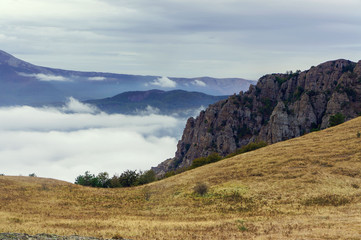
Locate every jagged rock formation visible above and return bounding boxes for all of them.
[153,59,361,176]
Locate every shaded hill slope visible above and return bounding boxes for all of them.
[84,89,227,115]
[1,117,361,239]
[153,59,361,174]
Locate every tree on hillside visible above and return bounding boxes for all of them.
[75,171,101,187]
[97,172,111,188]
[137,170,156,185]
[118,170,139,187]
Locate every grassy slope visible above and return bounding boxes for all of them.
[1,117,361,239]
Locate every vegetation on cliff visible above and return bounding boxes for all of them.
[153,59,361,175]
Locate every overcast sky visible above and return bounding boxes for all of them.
[1,0,361,182]
[1,0,361,79]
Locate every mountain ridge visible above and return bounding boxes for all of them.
[0,50,255,106]
[84,89,228,116]
[153,58,361,175]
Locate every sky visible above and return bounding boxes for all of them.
[1,0,361,182]
[0,98,189,182]
[0,0,361,79]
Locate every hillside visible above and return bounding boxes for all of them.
[1,117,361,239]
[153,59,361,174]
[0,50,254,106]
[84,89,227,115]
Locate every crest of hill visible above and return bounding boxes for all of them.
[153,59,361,175]
[1,117,361,239]
[84,89,228,115]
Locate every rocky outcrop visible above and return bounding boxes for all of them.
[153,59,361,175]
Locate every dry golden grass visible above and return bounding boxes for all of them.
[1,117,361,239]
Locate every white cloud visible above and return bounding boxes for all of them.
[88,76,106,81]
[136,105,161,115]
[150,76,177,88]
[18,72,70,82]
[61,97,99,114]
[0,100,186,182]
[192,79,207,87]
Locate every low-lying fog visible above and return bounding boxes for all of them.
[0,98,193,182]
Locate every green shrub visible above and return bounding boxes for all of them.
[258,98,275,116]
[357,132,360,138]
[275,76,287,85]
[226,141,268,158]
[329,113,345,127]
[310,122,320,132]
[293,86,304,101]
[163,170,176,178]
[193,182,208,196]
[236,220,248,232]
[190,153,222,169]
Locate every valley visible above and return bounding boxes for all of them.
[1,117,360,239]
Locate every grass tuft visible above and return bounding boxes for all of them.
[302,194,352,207]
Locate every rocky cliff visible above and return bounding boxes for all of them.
[153,59,361,176]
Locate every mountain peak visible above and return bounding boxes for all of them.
[0,50,32,69]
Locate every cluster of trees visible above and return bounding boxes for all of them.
[75,170,156,188]
[75,141,269,188]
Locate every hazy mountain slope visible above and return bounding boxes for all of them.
[84,89,228,115]
[0,50,255,106]
[1,117,361,239]
[153,59,361,174]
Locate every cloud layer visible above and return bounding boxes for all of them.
[149,76,177,88]
[0,99,186,182]
[1,0,361,79]
[192,79,206,87]
[18,73,70,82]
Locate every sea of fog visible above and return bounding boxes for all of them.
[0,98,194,183]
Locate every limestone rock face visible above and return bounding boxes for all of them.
[152,59,361,175]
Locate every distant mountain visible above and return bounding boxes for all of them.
[85,89,228,116]
[0,50,255,106]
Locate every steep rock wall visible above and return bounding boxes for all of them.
[153,59,361,175]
